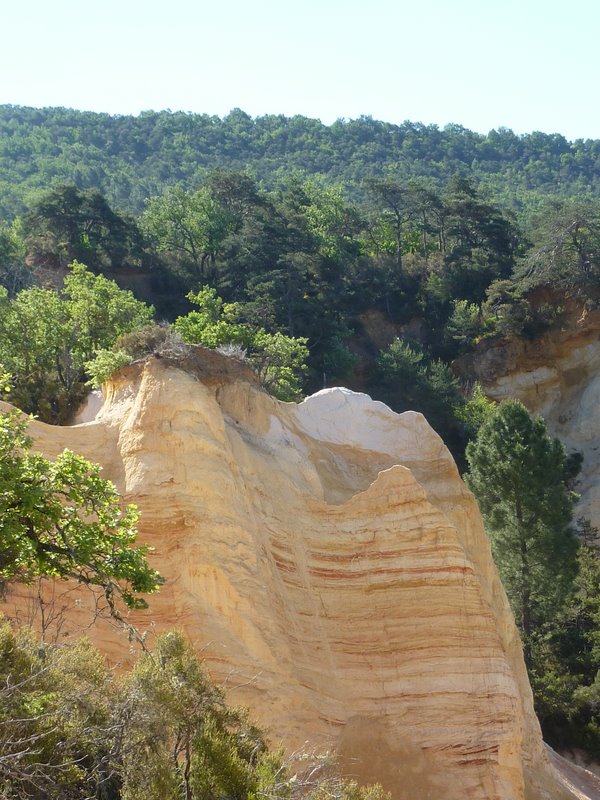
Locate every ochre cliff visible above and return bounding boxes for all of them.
[458,306,600,534]
[1,350,578,800]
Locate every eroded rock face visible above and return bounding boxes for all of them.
[458,308,600,533]
[2,353,574,800]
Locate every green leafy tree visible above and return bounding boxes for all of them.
[0,262,154,421]
[0,284,73,420]
[303,181,363,264]
[454,383,496,439]
[0,620,388,800]
[250,330,309,401]
[518,198,600,292]
[0,410,162,613]
[85,348,132,388]
[173,287,253,349]
[444,299,485,353]
[373,338,463,450]
[24,184,143,270]
[0,217,30,295]
[516,521,600,755]
[0,623,118,799]
[63,260,155,363]
[481,279,531,338]
[465,400,581,667]
[364,176,417,274]
[0,363,11,394]
[173,287,308,400]
[441,177,518,304]
[141,186,235,278]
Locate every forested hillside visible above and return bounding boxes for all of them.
[2,105,600,216]
[2,165,600,450]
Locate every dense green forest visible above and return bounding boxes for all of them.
[2,168,599,449]
[2,107,600,768]
[2,105,600,217]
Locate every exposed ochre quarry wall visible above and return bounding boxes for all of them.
[2,350,579,800]
[458,307,600,536]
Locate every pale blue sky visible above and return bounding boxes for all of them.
[2,0,599,140]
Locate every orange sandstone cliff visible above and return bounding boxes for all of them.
[1,350,579,800]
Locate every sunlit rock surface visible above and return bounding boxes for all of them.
[458,306,600,535]
[2,350,579,799]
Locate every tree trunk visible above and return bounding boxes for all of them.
[516,497,532,668]
[396,216,403,274]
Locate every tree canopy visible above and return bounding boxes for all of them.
[0,620,390,800]
[0,409,162,613]
[173,286,309,401]
[0,262,154,422]
[465,400,581,665]
[2,106,600,217]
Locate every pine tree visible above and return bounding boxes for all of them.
[465,399,581,667]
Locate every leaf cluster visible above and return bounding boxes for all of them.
[0,262,154,422]
[0,410,162,611]
[173,287,308,401]
[0,622,389,800]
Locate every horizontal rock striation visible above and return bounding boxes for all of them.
[458,307,600,534]
[2,351,577,799]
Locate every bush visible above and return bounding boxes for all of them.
[174,287,308,400]
[0,622,389,800]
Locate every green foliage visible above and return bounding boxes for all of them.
[142,186,235,279]
[0,363,11,394]
[0,409,162,611]
[0,262,154,421]
[0,284,73,421]
[174,287,308,400]
[517,198,600,293]
[0,158,565,404]
[463,401,600,755]
[0,217,30,295]
[0,622,116,798]
[444,299,486,352]
[23,184,145,270]
[0,622,386,800]
[454,383,496,439]
[86,325,193,388]
[303,181,363,263]
[373,338,463,446]
[249,330,309,401]
[1,107,597,217]
[85,348,132,388]
[481,280,531,338]
[523,529,600,756]
[174,287,253,349]
[465,400,581,664]
[64,261,155,357]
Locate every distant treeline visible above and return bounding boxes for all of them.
[2,105,600,216]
